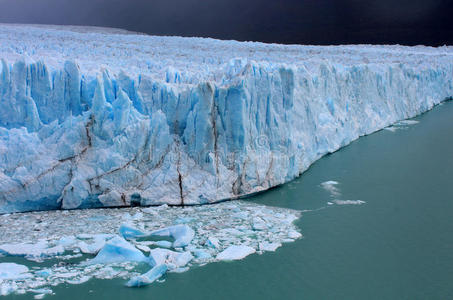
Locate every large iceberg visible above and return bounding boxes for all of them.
[0,24,452,212]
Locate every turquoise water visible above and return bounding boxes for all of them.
[6,101,453,299]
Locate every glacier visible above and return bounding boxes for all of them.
[0,24,453,213]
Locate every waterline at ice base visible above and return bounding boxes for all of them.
[1,24,452,213]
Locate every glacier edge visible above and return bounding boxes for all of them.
[1,26,453,213]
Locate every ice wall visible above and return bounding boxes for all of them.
[1,25,452,213]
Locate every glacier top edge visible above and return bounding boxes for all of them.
[1,23,453,84]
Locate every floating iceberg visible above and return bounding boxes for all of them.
[259,242,281,252]
[0,263,30,280]
[88,236,148,265]
[0,24,452,212]
[126,264,168,287]
[0,241,64,259]
[0,201,301,296]
[216,245,256,261]
[205,236,220,249]
[320,181,341,197]
[320,180,364,206]
[149,248,193,269]
[149,224,195,248]
[333,200,366,205]
[119,224,147,240]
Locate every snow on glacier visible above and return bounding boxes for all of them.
[1,24,452,212]
[0,201,301,296]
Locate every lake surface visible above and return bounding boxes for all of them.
[6,101,453,300]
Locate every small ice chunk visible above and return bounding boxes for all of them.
[36,269,52,277]
[205,237,220,249]
[282,238,295,243]
[220,228,243,236]
[66,276,91,285]
[119,224,146,239]
[150,225,194,247]
[136,245,151,253]
[252,217,267,231]
[0,263,30,279]
[88,236,148,265]
[322,180,339,185]
[288,231,302,239]
[126,264,167,287]
[77,240,105,254]
[259,242,282,252]
[142,207,157,215]
[232,211,249,219]
[174,217,194,224]
[397,120,419,126]
[384,126,398,132]
[30,288,52,295]
[77,235,111,254]
[0,242,64,258]
[54,272,79,279]
[133,212,143,220]
[320,181,341,197]
[149,248,193,268]
[333,200,365,205]
[170,267,189,273]
[154,241,173,248]
[1,281,18,296]
[192,249,211,259]
[216,245,256,261]
[57,236,77,247]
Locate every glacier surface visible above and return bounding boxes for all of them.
[0,24,453,212]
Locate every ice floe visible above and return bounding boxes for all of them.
[88,236,149,265]
[126,264,168,287]
[321,180,365,206]
[0,201,301,297]
[0,263,30,280]
[149,224,195,248]
[217,245,256,261]
[258,242,282,252]
[333,200,366,205]
[320,181,341,197]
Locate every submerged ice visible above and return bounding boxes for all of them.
[1,24,453,212]
[0,201,301,296]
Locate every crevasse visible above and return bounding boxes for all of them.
[0,24,452,213]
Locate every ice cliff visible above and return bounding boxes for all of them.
[0,24,452,213]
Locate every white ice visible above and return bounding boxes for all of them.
[321,180,364,206]
[320,181,341,197]
[216,245,256,261]
[0,263,30,280]
[333,200,366,205]
[88,236,149,265]
[126,264,168,287]
[0,24,452,212]
[149,225,195,248]
[0,201,301,297]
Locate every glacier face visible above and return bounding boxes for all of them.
[0,24,452,213]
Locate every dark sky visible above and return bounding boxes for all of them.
[1,0,453,46]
